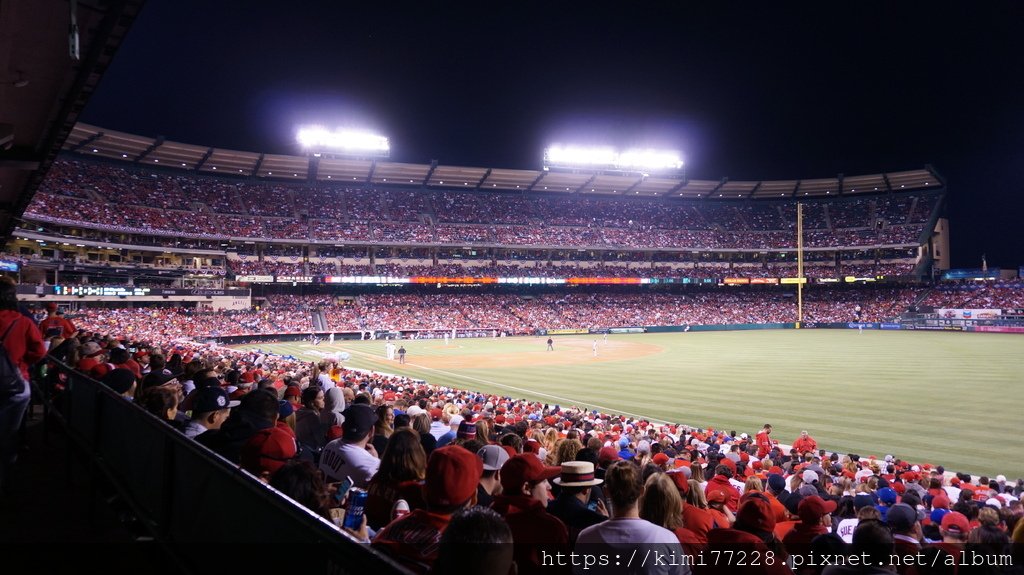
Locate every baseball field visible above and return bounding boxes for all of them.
[233,330,1024,478]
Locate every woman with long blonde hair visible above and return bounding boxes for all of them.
[690,462,707,490]
[640,473,684,529]
[685,480,708,509]
[744,476,764,494]
[543,427,559,452]
[474,418,492,444]
[546,437,565,465]
[640,473,699,552]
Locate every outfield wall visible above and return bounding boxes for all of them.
[644,323,794,332]
[210,318,1024,345]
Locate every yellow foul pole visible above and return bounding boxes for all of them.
[797,202,804,324]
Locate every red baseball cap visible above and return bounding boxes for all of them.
[707,490,728,503]
[798,495,838,523]
[940,511,971,534]
[736,494,776,532]
[240,426,296,476]
[720,458,737,474]
[598,446,621,464]
[500,454,560,493]
[652,453,670,466]
[667,471,689,495]
[424,446,483,508]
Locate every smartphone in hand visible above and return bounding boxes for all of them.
[334,476,354,504]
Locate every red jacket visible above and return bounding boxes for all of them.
[792,435,817,454]
[114,358,142,380]
[372,509,451,575]
[681,502,715,543]
[781,521,827,558]
[491,494,570,575]
[706,473,741,512]
[704,528,792,575]
[1,311,47,379]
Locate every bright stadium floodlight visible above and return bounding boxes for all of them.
[297,126,390,157]
[544,145,618,167]
[543,145,683,173]
[616,149,684,171]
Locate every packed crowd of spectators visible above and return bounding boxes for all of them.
[330,284,1017,332]
[371,222,435,243]
[24,159,943,252]
[309,219,372,242]
[62,287,937,338]
[433,225,492,243]
[229,259,306,277]
[71,305,313,338]
[838,262,916,277]
[37,322,1024,575]
[232,259,918,281]
[920,281,1024,311]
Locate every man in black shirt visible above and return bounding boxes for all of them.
[547,461,608,545]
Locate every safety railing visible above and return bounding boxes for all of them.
[44,359,411,574]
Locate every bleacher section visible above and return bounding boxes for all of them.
[23,159,942,252]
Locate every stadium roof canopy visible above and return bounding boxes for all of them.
[0,0,144,238]
[66,122,944,199]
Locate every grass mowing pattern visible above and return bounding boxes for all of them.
[234,330,1024,477]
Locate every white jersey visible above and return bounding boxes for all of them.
[835,518,859,544]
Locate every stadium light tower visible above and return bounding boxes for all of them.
[543,145,684,175]
[296,126,390,158]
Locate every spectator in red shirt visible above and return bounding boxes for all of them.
[109,347,142,380]
[792,430,818,455]
[782,495,836,559]
[705,463,741,512]
[38,302,76,339]
[704,493,791,575]
[0,277,47,488]
[490,453,570,575]
[373,445,483,574]
[755,423,774,458]
[75,341,106,373]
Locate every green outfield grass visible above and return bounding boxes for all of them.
[233,331,1024,478]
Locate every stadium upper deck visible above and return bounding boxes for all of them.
[14,124,944,258]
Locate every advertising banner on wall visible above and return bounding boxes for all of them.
[936,308,1002,320]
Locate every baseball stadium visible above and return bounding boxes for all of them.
[2,2,1022,574]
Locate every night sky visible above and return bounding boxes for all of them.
[80,2,1024,269]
